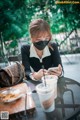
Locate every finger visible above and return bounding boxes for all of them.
[44,72,49,75]
[49,71,61,76]
[49,71,58,74]
[49,69,58,73]
[49,72,58,76]
[58,64,62,70]
[43,69,48,72]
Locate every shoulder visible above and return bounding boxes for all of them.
[51,42,58,48]
[21,44,30,51]
[49,42,58,51]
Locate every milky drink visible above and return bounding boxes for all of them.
[36,83,55,112]
[42,75,58,99]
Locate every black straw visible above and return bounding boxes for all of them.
[24,93,27,116]
[42,65,46,87]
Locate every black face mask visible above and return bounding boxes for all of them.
[33,40,50,50]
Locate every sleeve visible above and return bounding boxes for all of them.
[51,43,64,73]
[21,45,31,79]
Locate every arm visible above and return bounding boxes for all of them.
[49,43,64,76]
[21,45,31,79]
[21,45,47,81]
[51,43,62,67]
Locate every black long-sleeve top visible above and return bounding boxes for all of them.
[21,43,63,79]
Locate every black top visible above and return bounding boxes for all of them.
[21,43,62,79]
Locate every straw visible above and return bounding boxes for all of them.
[42,65,46,87]
[24,93,27,116]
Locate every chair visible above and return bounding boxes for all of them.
[8,54,22,64]
[57,77,76,118]
[0,57,7,68]
[65,106,80,120]
[70,36,80,53]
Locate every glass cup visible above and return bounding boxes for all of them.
[42,75,58,99]
[36,83,55,112]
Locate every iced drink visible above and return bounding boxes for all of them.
[42,75,58,98]
[36,83,55,112]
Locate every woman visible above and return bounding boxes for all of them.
[21,19,63,81]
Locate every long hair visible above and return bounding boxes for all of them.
[29,19,52,39]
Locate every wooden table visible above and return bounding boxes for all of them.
[0,83,35,120]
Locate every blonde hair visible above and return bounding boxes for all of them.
[29,19,52,39]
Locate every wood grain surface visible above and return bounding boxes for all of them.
[0,83,35,114]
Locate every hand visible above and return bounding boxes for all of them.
[48,64,62,77]
[33,69,48,80]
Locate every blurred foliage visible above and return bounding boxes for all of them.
[0,0,80,56]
